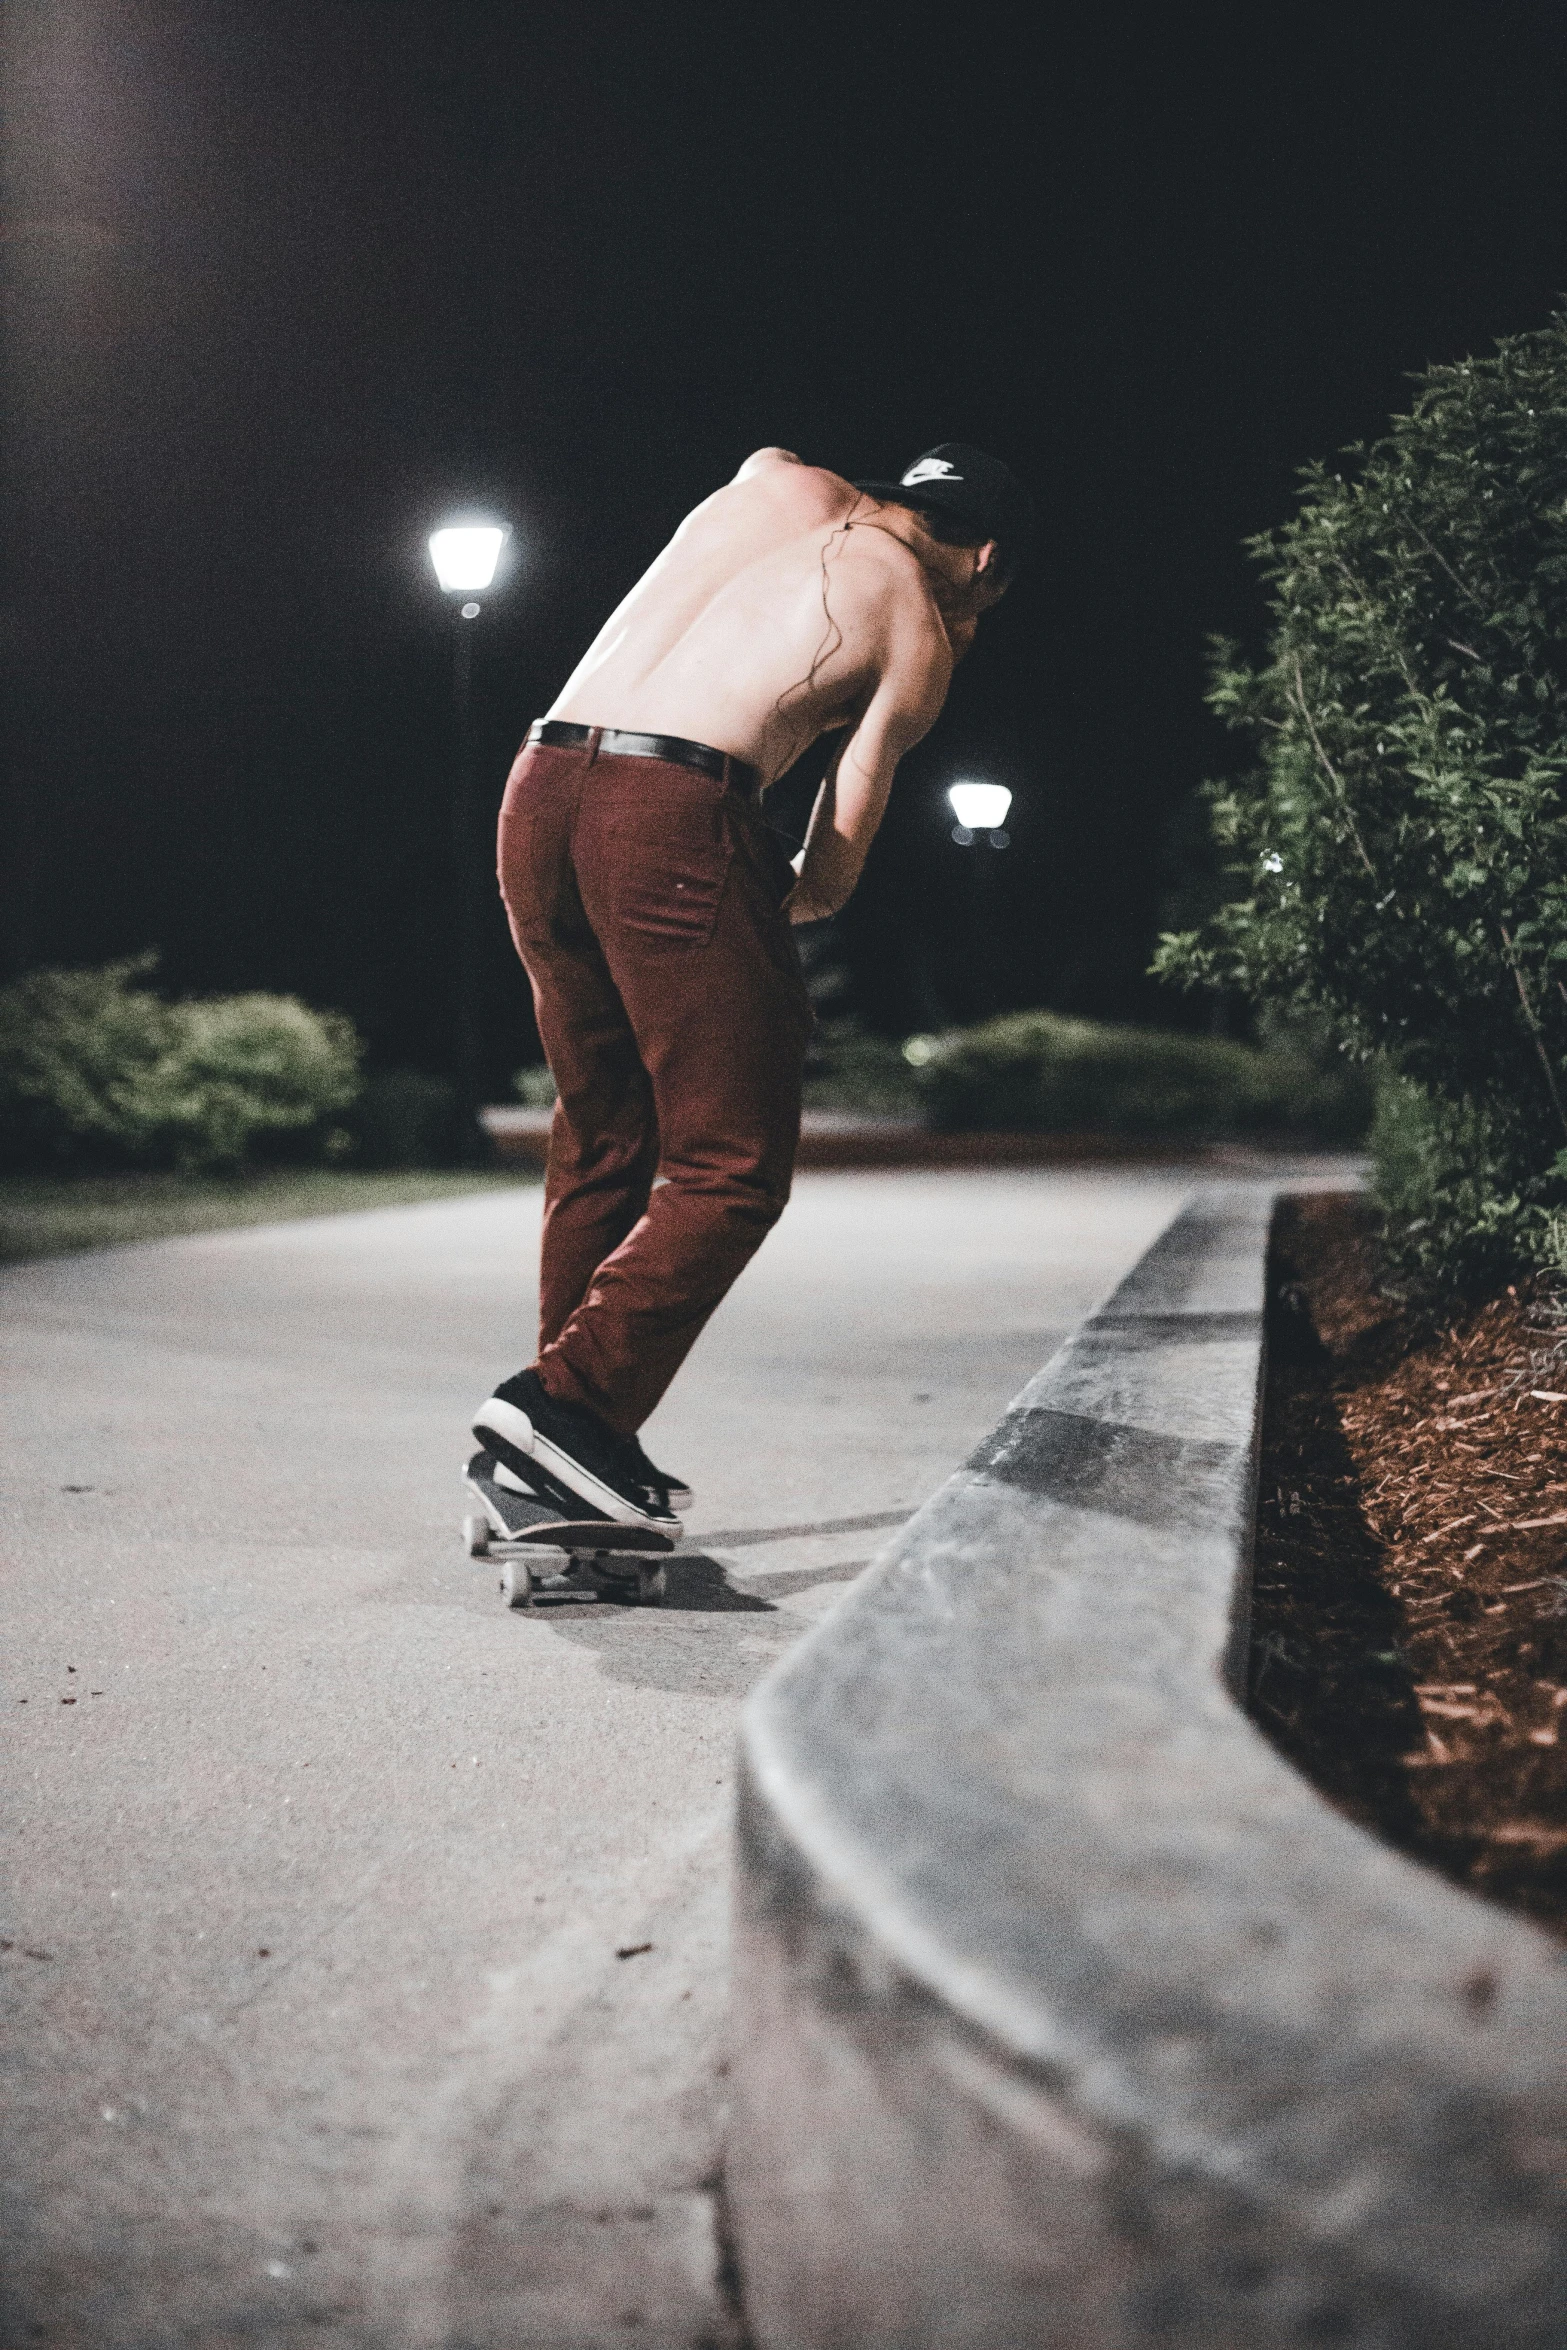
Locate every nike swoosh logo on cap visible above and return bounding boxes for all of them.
[902,457,963,484]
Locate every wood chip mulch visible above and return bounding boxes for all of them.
[1251,1191,1567,1941]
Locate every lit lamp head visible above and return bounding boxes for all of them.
[947,780,1013,846]
[428,524,508,616]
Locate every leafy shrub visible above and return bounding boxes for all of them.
[802,1019,922,1116]
[905,1009,1370,1139]
[141,993,361,1170]
[0,956,177,1168]
[1154,312,1567,1285]
[1368,1071,1563,1291]
[0,958,361,1173]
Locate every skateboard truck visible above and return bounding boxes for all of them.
[462,1452,673,1609]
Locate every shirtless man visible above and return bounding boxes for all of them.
[472,441,1034,1529]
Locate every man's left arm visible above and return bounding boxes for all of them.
[787,656,948,923]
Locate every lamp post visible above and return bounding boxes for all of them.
[946,780,1014,1016]
[428,522,508,1164]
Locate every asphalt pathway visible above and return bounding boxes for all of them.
[2,1169,1194,2348]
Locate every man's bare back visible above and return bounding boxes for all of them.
[547,449,1009,920]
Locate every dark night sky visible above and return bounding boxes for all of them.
[7,1,1567,1081]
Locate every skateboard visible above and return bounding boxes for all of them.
[462,1451,674,1609]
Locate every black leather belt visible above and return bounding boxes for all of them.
[526,719,761,801]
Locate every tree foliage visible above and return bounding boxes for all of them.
[1155,313,1567,1282]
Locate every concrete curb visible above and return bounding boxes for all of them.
[726,1185,1567,2349]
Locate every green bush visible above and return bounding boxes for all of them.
[0,958,361,1173]
[904,1009,1371,1139]
[802,1019,922,1116]
[513,1064,558,1110]
[0,956,177,1168]
[142,993,361,1170]
[1154,311,1567,1287]
[1367,1071,1566,1290]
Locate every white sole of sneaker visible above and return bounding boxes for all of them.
[472,1396,678,1534]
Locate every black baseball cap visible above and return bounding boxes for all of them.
[851,442,1036,567]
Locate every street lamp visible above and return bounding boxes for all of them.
[428,525,507,597]
[947,779,1013,848]
[946,779,1015,1013]
[428,519,510,1164]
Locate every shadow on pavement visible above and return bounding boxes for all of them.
[661,1554,776,1613]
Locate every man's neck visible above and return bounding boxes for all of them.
[853,505,974,623]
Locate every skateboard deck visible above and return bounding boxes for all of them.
[462,1452,673,1610]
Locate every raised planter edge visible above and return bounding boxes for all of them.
[725,1182,1567,2350]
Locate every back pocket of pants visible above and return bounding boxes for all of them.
[599,803,735,948]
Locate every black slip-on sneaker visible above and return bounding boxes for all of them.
[629,1442,692,1512]
[488,1453,542,1499]
[464,1448,575,1541]
[489,1449,675,1528]
[469,1438,604,1523]
[476,1449,581,1509]
[473,1369,681,1534]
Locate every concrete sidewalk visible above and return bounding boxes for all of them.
[2,1170,1191,2348]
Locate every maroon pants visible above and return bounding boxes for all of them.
[496,736,811,1435]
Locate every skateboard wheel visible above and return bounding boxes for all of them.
[585,1558,666,1606]
[463,1513,491,1558]
[500,1557,533,1609]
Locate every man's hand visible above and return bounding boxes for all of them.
[785,845,837,926]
